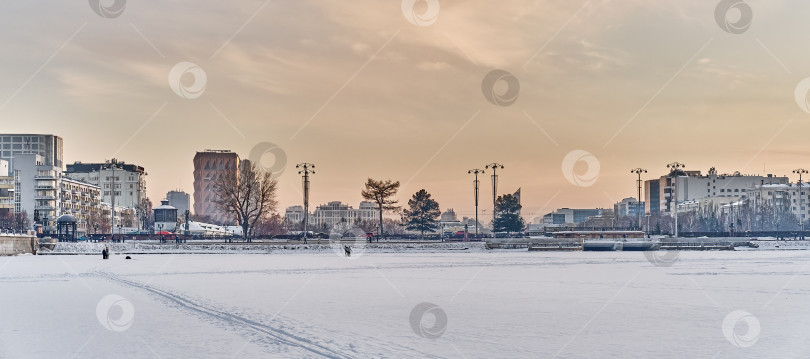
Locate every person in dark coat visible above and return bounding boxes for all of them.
[344,245,351,257]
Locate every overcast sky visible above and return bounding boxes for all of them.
[2,0,810,220]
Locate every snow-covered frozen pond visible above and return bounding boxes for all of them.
[1,250,809,358]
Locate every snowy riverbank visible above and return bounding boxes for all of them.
[42,241,489,255]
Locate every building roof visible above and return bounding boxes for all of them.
[154,204,177,210]
[67,161,146,175]
[61,176,101,189]
[57,214,77,223]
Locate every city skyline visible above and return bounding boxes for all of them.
[3,1,810,219]
[10,134,810,221]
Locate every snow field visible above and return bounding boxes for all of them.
[1,251,809,358]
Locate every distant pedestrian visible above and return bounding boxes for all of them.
[344,245,351,257]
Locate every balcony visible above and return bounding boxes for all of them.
[35,195,55,200]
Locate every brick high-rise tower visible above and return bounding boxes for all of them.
[192,150,240,224]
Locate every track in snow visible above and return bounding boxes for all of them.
[98,271,441,358]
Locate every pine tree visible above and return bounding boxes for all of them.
[403,189,441,239]
[493,194,525,234]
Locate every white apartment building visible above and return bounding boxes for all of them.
[11,153,103,235]
[311,201,377,228]
[12,153,61,233]
[748,183,810,221]
[284,205,305,223]
[65,160,147,210]
[0,134,63,170]
[647,167,789,214]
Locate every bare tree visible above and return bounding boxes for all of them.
[353,217,377,234]
[361,178,400,238]
[0,210,24,232]
[616,216,635,230]
[122,209,137,228]
[12,210,31,233]
[254,213,286,237]
[87,208,109,234]
[138,198,153,232]
[383,218,406,236]
[680,212,701,233]
[213,161,278,241]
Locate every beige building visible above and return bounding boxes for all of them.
[0,159,12,215]
[59,177,101,236]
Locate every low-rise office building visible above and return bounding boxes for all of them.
[614,197,645,218]
[542,208,607,227]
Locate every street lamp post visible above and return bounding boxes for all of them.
[468,169,485,238]
[630,168,647,231]
[794,168,808,240]
[296,163,315,243]
[666,162,686,238]
[484,163,504,231]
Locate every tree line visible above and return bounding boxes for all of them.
[580,198,805,235]
[210,163,528,240]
